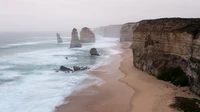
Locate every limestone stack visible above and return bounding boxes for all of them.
[70,28,82,48]
[120,23,138,42]
[131,18,200,95]
[80,27,95,43]
[56,33,62,43]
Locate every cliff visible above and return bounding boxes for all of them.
[103,25,122,37]
[131,18,200,95]
[120,22,138,42]
[70,28,82,48]
[93,24,122,37]
[80,27,95,43]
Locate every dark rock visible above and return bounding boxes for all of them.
[59,66,73,73]
[73,66,81,71]
[65,57,68,59]
[90,48,100,56]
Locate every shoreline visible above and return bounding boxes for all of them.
[54,42,199,112]
[55,42,134,112]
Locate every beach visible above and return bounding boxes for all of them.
[55,42,197,112]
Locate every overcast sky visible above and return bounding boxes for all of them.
[0,0,199,32]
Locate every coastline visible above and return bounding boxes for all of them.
[54,41,199,112]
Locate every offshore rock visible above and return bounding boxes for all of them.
[70,28,82,48]
[131,18,200,95]
[56,33,63,43]
[90,48,100,56]
[80,27,95,43]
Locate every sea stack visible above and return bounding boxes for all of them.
[56,33,63,43]
[80,27,95,43]
[70,28,82,48]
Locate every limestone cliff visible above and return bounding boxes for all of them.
[56,33,63,43]
[131,18,200,95]
[103,25,122,37]
[120,23,138,42]
[80,27,95,43]
[93,25,122,37]
[70,28,82,48]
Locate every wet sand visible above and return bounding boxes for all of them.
[55,42,198,112]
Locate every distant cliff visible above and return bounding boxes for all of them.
[120,22,138,42]
[131,18,200,95]
[93,24,122,37]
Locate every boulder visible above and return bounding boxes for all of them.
[73,66,81,71]
[70,28,82,48]
[56,33,63,43]
[80,27,95,43]
[73,66,90,71]
[59,66,73,73]
[90,48,100,56]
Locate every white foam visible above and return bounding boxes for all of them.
[0,36,120,112]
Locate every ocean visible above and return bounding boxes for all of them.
[0,32,120,112]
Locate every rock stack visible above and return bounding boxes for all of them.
[70,28,82,48]
[80,27,95,43]
[56,33,62,43]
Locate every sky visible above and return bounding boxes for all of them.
[0,0,199,32]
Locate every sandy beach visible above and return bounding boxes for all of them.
[55,42,198,112]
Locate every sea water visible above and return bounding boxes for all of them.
[0,33,120,112]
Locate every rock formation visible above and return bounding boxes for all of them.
[70,28,82,48]
[131,18,200,95]
[120,23,138,42]
[56,33,63,43]
[80,27,95,43]
[90,48,100,56]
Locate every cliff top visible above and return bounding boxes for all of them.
[135,18,200,37]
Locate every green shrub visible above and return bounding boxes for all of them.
[170,97,200,112]
[157,67,188,86]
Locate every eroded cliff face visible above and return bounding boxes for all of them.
[80,27,95,43]
[93,25,122,37]
[131,18,200,95]
[120,23,138,42]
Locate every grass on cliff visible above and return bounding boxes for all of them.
[157,67,188,86]
[170,97,200,112]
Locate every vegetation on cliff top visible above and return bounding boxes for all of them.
[157,67,188,86]
[170,97,200,112]
[135,18,200,38]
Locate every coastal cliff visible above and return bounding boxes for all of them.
[131,18,200,95]
[120,23,138,42]
[80,27,95,43]
[93,25,122,37]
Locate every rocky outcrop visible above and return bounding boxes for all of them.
[90,48,100,56]
[56,33,63,43]
[120,23,138,42]
[70,28,82,48]
[80,27,95,43]
[131,18,200,95]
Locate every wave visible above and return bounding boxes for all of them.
[0,40,56,48]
